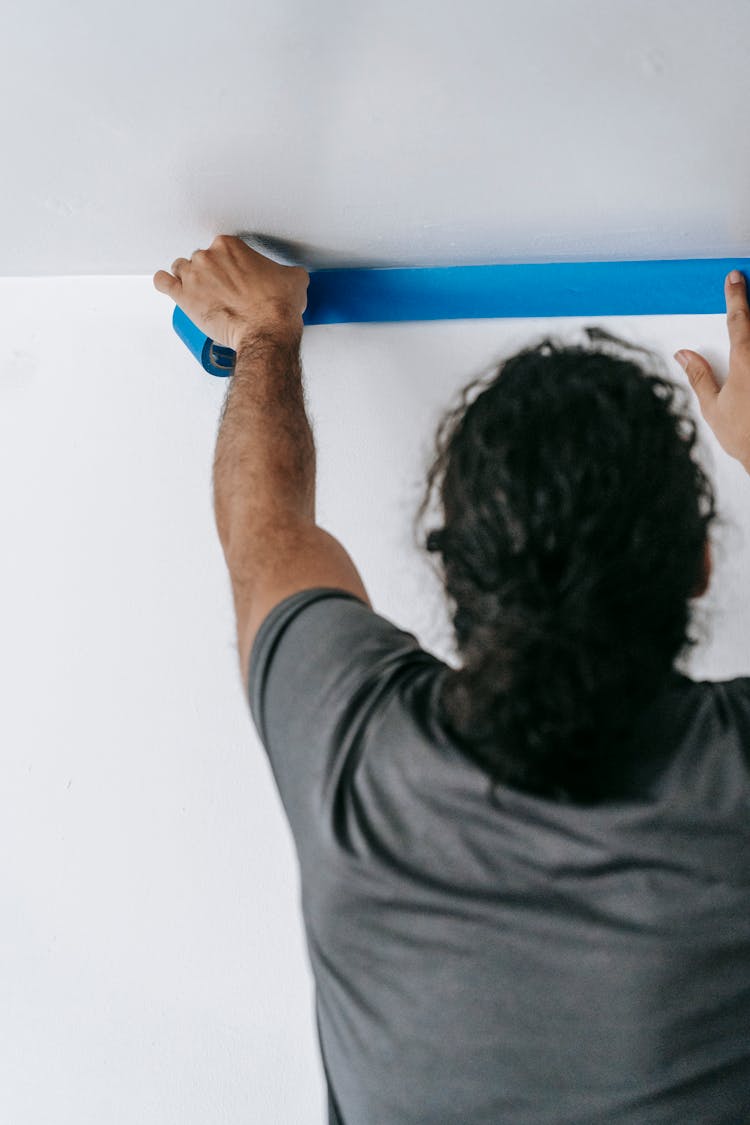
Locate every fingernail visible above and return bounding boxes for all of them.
[729,269,743,284]
[674,351,688,369]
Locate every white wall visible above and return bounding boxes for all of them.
[1,279,749,1123]
[2,0,750,277]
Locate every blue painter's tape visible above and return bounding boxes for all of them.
[172,257,750,376]
[172,303,237,375]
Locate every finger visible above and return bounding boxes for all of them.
[725,269,750,354]
[678,349,719,422]
[153,269,181,298]
[171,257,191,278]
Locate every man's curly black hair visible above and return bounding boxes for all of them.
[413,327,723,807]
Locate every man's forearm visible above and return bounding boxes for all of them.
[212,321,316,561]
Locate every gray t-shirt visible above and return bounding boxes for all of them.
[248,587,750,1125]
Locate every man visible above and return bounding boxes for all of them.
[154,237,750,1123]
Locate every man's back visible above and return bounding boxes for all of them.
[249,588,750,1125]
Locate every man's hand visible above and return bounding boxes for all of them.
[153,234,310,352]
[677,270,750,472]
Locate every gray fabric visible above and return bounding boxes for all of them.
[248,587,750,1125]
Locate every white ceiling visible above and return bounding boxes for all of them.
[3,0,749,277]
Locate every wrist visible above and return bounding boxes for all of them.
[233,314,303,354]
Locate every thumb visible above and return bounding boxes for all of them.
[153,270,181,300]
[676,349,720,423]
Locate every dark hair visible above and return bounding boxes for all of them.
[413,327,723,807]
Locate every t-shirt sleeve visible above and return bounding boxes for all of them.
[247,586,435,846]
[714,674,750,771]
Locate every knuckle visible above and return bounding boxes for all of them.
[728,306,750,326]
[686,359,706,386]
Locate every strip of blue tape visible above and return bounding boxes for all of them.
[172,257,749,376]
